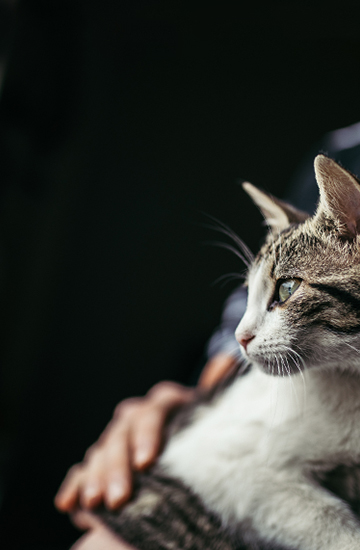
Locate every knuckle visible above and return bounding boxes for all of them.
[65,463,82,480]
[147,381,183,401]
[83,443,98,462]
[113,397,142,419]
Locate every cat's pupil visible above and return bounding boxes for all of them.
[278,279,301,303]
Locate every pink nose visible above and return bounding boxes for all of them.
[239,334,255,352]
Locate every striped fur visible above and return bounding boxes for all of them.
[99,468,235,550]
[98,466,291,550]
[96,156,360,549]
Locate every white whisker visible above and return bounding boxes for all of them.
[275,354,283,378]
[265,357,280,444]
[282,352,301,415]
[205,240,250,268]
[283,345,307,411]
[345,342,360,355]
[201,213,255,264]
[211,272,247,288]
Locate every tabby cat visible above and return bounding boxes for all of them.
[97,155,360,549]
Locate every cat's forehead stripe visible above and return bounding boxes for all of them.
[258,222,360,333]
[256,224,302,276]
[255,220,359,282]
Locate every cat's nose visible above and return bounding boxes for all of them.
[238,334,255,352]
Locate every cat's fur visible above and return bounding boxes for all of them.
[97,155,360,549]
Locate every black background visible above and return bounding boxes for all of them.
[1,1,360,548]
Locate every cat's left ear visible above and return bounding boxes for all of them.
[242,182,309,234]
[314,154,360,239]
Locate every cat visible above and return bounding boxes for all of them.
[96,154,360,549]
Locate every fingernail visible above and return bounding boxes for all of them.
[135,446,152,467]
[54,494,65,508]
[107,480,126,505]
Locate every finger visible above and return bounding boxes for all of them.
[132,384,195,469]
[131,406,167,469]
[55,465,83,512]
[79,448,107,509]
[102,427,133,509]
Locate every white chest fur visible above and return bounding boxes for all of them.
[160,366,360,528]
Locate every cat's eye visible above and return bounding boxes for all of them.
[278,279,301,303]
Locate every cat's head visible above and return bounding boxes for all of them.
[235,155,360,375]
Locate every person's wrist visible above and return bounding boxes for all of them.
[198,353,239,389]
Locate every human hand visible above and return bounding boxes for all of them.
[55,353,238,517]
[69,510,136,550]
[54,381,195,513]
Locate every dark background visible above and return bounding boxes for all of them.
[1,1,360,548]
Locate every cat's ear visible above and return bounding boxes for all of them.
[242,182,309,234]
[314,154,360,239]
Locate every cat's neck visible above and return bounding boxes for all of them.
[248,362,360,417]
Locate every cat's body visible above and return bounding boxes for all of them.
[97,155,360,549]
[161,367,360,549]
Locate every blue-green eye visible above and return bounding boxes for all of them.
[278,279,301,303]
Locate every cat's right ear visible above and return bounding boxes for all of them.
[242,182,309,234]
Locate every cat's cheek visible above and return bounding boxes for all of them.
[246,310,297,373]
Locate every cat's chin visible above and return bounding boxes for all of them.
[251,355,305,377]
